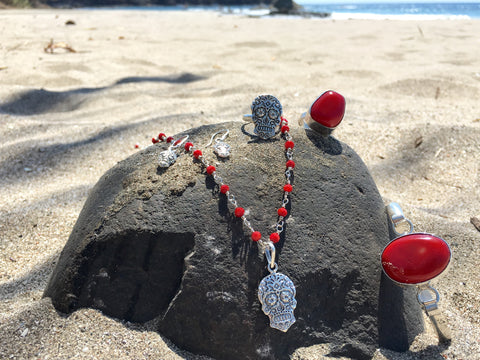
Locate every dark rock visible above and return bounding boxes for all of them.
[44,121,423,360]
[271,0,295,14]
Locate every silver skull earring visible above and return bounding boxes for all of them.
[206,129,231,158]
[158,135,189,168]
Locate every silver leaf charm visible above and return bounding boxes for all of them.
[258,272,296,332]
[158,150,177,168]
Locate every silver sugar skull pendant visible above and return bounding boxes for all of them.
[251,95,283,140]
[213,141,231,158]
[158,149,177,168]
[258,272,297,332]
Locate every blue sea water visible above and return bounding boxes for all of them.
[89,2,480,20]
[298,2,480,20]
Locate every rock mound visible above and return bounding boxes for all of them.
[44,121,423,360]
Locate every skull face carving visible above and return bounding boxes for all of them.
[258,272,297,332]
[251,95,282,140]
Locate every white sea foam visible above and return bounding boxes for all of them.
[330,12,471,21]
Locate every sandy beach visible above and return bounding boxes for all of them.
[0,8,479,359]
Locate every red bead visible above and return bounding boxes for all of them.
[184,142,194,152]
[381,233,451,285]
[270,233,280,243]
[206,165,216,175]
[152,138,158,144]
[281,116,288,124]
[251,231,262,242]
[193,149,202,159]
[283,184,293,193]
[277,207,288,217]
[134,144,139,149]
[234,207,245,218]
[158,133,166,141]
[285,141,294,149]
[286,160,295,169]
[166,136,174,143]
[310,90,345,129]
[220,184,229,194]
[281,125,290,133]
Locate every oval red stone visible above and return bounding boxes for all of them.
[381,233,451,285]
[310,90,345,129]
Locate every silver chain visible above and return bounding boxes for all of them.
[186,120,294,250]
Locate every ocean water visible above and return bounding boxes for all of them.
[88,2,480,20]
[298,2,480,20]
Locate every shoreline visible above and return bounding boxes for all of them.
[1,9,479,360]
[1,3,479,20]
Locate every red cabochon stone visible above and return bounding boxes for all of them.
[381,233,451,284]
[310,90,346,129]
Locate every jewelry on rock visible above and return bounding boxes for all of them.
[298,90,346,136]
[157,135,189,168]
[383,202,452,343]
[243,95,284,140]
[205,129,231,159]
[133,132,175,149]
[182,115,297,332]
[153,132,175,144]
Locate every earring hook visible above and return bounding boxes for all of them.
[206,129,229,147]
[170,135,189,149]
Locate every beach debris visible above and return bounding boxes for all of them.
[470,217,480,232]
[44,39,76,54]
[417,25,424,37]
[65,20,76,26]
[414,136,423,148]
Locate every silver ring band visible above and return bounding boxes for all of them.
[243,114,253,122]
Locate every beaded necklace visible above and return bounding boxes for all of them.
[179,118,297,332]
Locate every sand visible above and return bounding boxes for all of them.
[0,8,479,359]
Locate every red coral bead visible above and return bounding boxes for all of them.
[152,137,158,144]
[281,125,290,133]
[283,184,293,192]
[158,133,166,141]
[184,142,194,152]
[206,165,216,175]
[381,233,451,285]
[251,231,262,242]
[281,116,288,124]
[270,233,280,243]
[286,160,295,169]
[234,207,245,218]
[220,184,229,194]
[193,149,202,159]
[285,141,294,149]
[166,136,174,143]
[278,207,288,217]
[310,90,345,129]
[134,144,139,149]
